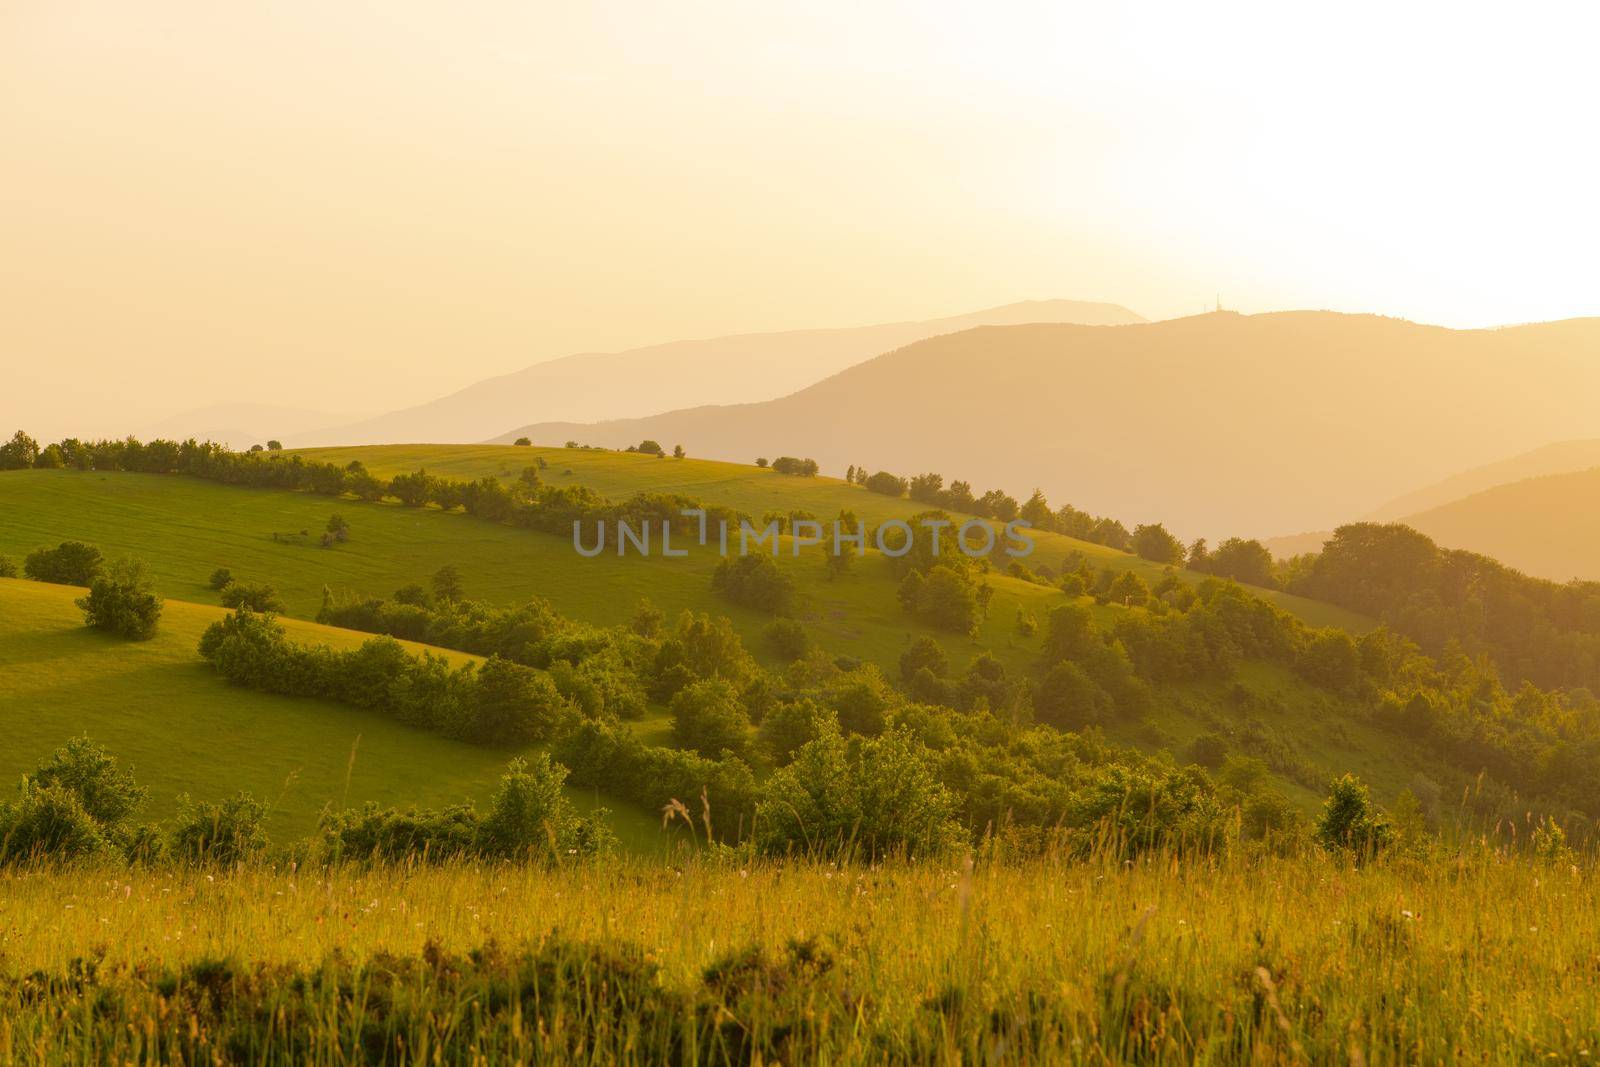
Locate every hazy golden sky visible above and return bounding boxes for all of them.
[3,1,1597,438]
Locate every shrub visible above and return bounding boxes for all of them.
[1187,732,1229,768]
[1032,661,1113,730]
[1132,523,1186,564]
[469,657,572,746]
[754,727,962,860]
[671,678,753,759]
[1315,774,1391,858]
[207,567,233,590]
[24,541,103,585]
[220,581,285,613]
[169,792,268,865]
[864,471,908,497]
[763,619,810,661]
[711,554,795,615]
[0,782,110,864]
[513,436,532,446]
[76,557,163,639]
[477,754,614,860]
[899,636,948,681]
[0,555,16,579]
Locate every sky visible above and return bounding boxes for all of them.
[3,1,1598,439]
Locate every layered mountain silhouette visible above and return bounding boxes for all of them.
[290,299,1143,447]
[494,311,1600,538]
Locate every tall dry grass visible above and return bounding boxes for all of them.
[0,844,1593,1063]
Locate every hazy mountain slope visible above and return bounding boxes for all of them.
[1368,439,1600,520]
[495,311,1600,538]
[292,300,1143,446]
[1395,467,1600,581]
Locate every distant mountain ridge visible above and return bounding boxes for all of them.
[493,311,1600,539]
[289,299,1145,447]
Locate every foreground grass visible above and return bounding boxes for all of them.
[0,850,1592,1063]
[0,579,657,847]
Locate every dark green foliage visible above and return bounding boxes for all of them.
[431,564,465,603]
[899,636,948,681]
[1191,536,1277,587]
[1032,662,1113,730]
[23,540,103,585]
[1132,523,1185,564]
[1187,733,1229,769]
[199,611,575,747]
[1316,774,1392,857]
[207,566,233,590]
[169,792,268,865]
[762,618,810,661]
[477,754,614,860]
[0,555,15,578]
[220,581,285,613]
[0,430,40,469]
[769,456,819,476]
[671,678,753,759]
[76,557,163,639]
[897,564,991,635]
[0,737,146,864]
[754,727,963,860]
[864,471,908,497]
[711,553,796,615]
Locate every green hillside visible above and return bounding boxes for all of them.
[287,443,1368,630]
[0,462,1475,827]
[0,578,659,846]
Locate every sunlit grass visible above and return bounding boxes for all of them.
[1,847,1592,1062]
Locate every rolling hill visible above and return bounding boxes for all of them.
[294,299,1144,446]
[1266,439,1600,572]
[0,578,657,845]
[495,311,1600,540]
[1394,466,1600,582]
[0,463,1459,821]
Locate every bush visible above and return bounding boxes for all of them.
[754,727,962,860]
[899,636,948,681]
[0,782,110,864]
[169,792,268,865]
[469,657,572,746]
[207,567,233,590]
[513,436,532,446]
[671,678,753,759]
[24,541,103,585]
[711,553,796,615]
[76,557,163,639]
[0,555,16,579]
[864,471,909,497]
[762,619,810,661]
[1132,523,1186,564]
[220,581,285,613]
[477,754,614,860]
[1315,774,1391,858]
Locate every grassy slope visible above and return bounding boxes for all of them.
[288,444,1369,630]
[0,464,1450,817]
[0,578,659,847]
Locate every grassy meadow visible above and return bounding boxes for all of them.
[2,847,1593,1063]
[0,578,658,847]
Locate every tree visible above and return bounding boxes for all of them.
[0,555,14,578]
[470,657,568,745]
[0,430,40,470]
[476,754,611,859]
[899,636,948,681]
[432,564,465,604]
[1297,629,1362,693]
[864,471,909,497]
[636,439,665,457]
[711,554,795,615]
[1105,569,1150,607]
[322,513,350,547]
[77,557,164,639]
[220,581,284,613]
[673,444,685,459]
[25,736,146,838]
[1132,523,1186,565]
[755,457,769,468]
[754,727,962,860]
[1019,489,1053,529]
[763,618,810,661]
[513,437,532,446]
[207,567,233,590]
[266,440,283,451]
[24,541,103,585]
[1315,774,1392,857]
[1206,537,1277,587]
[670,678,752,759]
[1032,661,1112,729]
